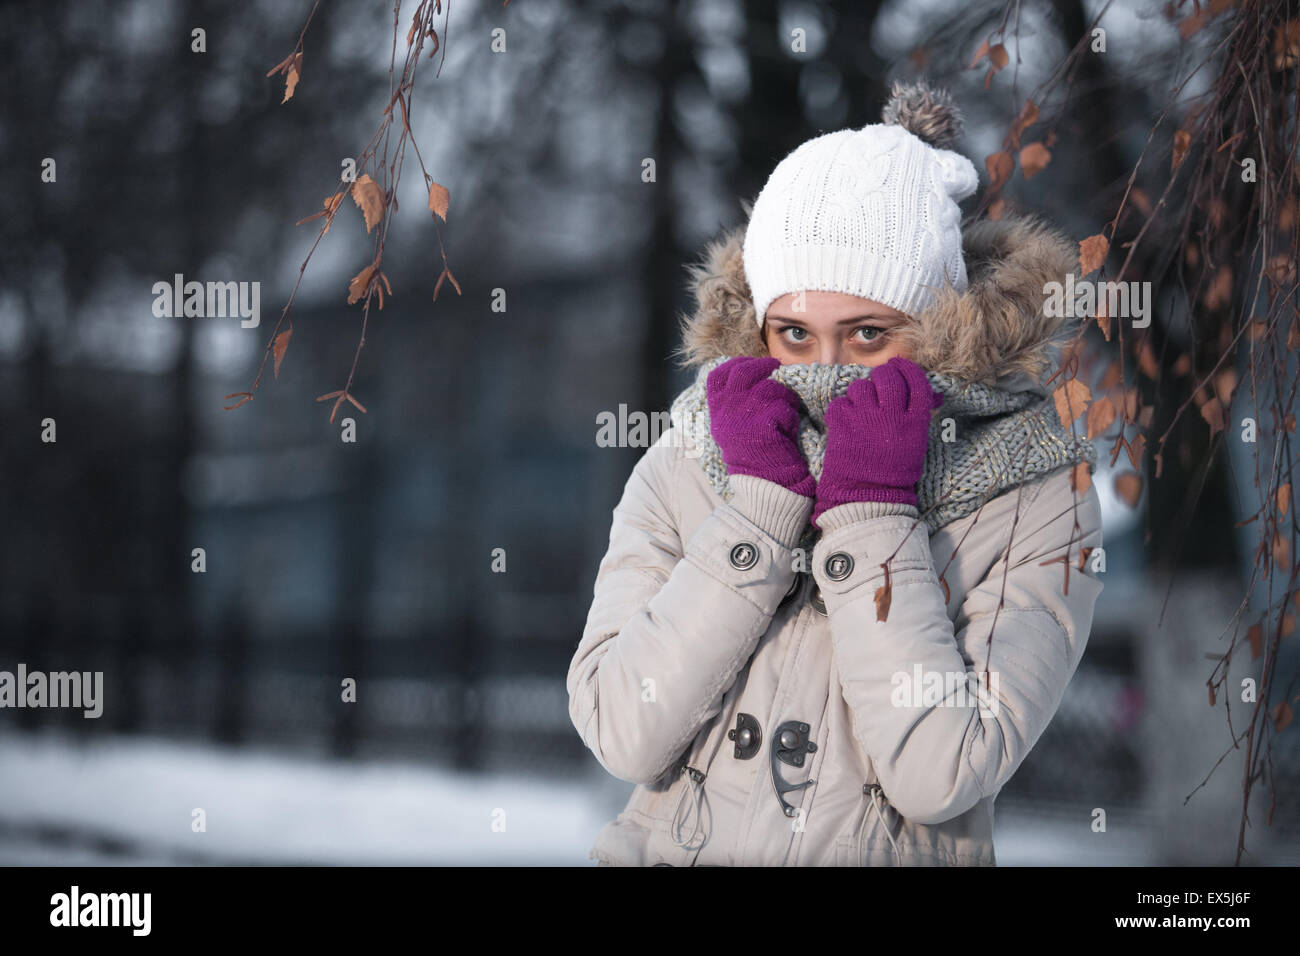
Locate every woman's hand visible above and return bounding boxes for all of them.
[707,356,816,498]
[812,356,943,526]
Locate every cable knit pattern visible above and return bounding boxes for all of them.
[742,123,980,323]
[670,356,1097,549]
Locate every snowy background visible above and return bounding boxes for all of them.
[0,729,1154,866]
[3,726,1296,866]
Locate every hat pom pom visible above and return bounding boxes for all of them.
[880,78,964,149]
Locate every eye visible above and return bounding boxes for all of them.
[853,326,885,344]
[780,326,809,343]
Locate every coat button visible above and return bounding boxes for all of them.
[729,542,759,570]
[825,551,854,581]
[727,712,762,759]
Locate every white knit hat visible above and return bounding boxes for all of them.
[743,80,980,325]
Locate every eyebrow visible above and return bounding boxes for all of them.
[765,314,903,325]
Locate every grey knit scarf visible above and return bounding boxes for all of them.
[669,357,1096,542]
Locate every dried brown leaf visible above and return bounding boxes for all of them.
[1127,433,1146,470]
[1204,265,1233,310]
[875,564,892,623]
[986,151,1014,191]
[1200,397,1226,437]
[1095,294,1111,341]
[428,182,450,221]
[1085,395,1116,438]
[1114,471,1143,507]
[272,328,292,379]
[296,193,345,234]
[1280,195,1300,232]
[1019,142,1051,179]
[985,43,1008,88]
[1009,98,1038,149]
[1053,378,1092,428]
[282,52,303,104]
[1274,700,1294,733]
[1273,20,1299,71]
[1173,129,1191,171]
[347,263,377,305]
[1079,234,1109,276]
[351,173,386,233]
[1136,339,1160,382]
[1269,254,1297,286]
[1180,8,1209,39]
[1214,368,1237,405]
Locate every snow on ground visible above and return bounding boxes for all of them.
[0,730,614,865]
[0,729,1214,866]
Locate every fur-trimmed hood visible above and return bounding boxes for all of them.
[674,212,1081,396]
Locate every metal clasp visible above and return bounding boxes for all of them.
[727,712,762,760]
[769,719,817,818]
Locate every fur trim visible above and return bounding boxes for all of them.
[673,211,1080,390]
[880,78,964,149]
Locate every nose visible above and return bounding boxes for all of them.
[817,340,846,365]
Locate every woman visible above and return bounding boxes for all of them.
[567,80,1104,866]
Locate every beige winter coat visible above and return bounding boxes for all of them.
[567,214,1105,866]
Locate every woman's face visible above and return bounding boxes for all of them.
[762,291,913,367]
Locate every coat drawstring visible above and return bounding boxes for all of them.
[667,694,735,855]
[856,782,903,865]
[670,765,708,849]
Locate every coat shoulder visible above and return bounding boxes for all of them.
[613,425,689,522]
[981,464,1104,571]
[1020,464,1103,534]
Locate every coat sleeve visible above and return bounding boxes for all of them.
[810,467,1104,824]
[567,429,813,785]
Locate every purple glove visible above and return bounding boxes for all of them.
[812,356,943,527]
[707,356,816,499]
